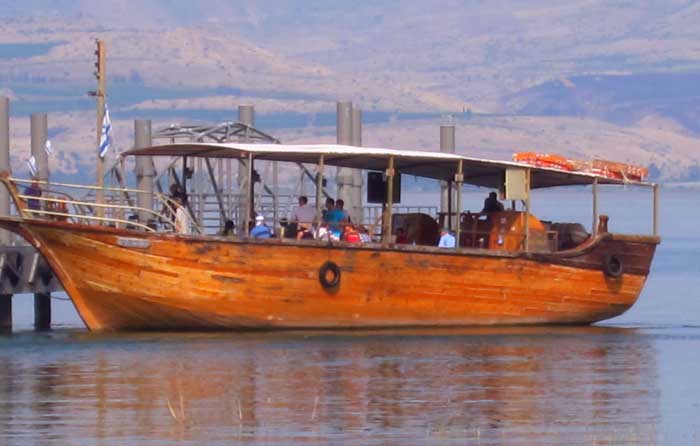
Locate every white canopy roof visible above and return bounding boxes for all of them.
[122,143,652,189]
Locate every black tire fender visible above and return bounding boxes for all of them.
[604,254,623,278]
[319,261,341,289]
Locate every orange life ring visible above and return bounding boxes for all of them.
[513,152,575,171]
[515,153,648,181]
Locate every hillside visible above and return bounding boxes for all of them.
[1,1,700,181]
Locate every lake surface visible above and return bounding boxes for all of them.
[1,188,700,445]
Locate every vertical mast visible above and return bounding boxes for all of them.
[94,39,106,219]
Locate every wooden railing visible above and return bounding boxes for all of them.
[5,177,203,234]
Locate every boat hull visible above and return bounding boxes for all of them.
[0,218,658,331]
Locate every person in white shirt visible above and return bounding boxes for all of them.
[173,197,192,235]
[291,196,316,239]
[438,228,456,248]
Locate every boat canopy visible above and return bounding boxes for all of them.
[122,143,653,189]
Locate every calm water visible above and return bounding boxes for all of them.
[2,188,700,445]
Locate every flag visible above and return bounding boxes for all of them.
[26,155,38,177]
[99,105,113,158]
[44,139,53,156]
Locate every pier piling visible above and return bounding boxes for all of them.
[351,107,363,223]
[238,105,254,222]
[336,101,354,216]
[0,97,11,332]
[238,104,254,129]
[0,101,62,332]
[134,120,154,223]
[30,113,49,181]
[30,113,51,330]
[0,97,10,245]
[440,122,456,229]
[33,293,51,331]
[0,295,11,332]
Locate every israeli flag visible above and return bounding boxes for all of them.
[44,139,53,156]
[98,105,113,159]
[26,155,38,177]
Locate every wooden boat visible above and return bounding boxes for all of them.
[0,143,660,331]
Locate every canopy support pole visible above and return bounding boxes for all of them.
[204,158,227,225]
[447,180,453,231]
[180,155,197,221]
[181,156,188,196]
[455,160,463,251]
[244,153,253,234]
[653,183,659,236]
[273,161,279,230]
[592,178,599,235]
[316,155,324,228]
[524,168,531,253]
[383,156,395,244]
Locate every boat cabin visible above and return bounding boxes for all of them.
[7,142,659,254]
[120,143,658,252]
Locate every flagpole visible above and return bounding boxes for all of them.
[95,39,106,221]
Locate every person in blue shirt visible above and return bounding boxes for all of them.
[250,215,273,238]
[438,228,456,248]
[24,181,42,211]
[321,197,335,223]
[326,198,350,237]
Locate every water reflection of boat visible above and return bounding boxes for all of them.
[0,144,659,330]
[0,329,660,444]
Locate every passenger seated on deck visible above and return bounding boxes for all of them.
[316,223,330,241]
[169,183,187,204]
[438,228,456,248]
[250,215,273,238]
[395,227,408,244]
[292,195,316,240]
[482,192,504,213]
[316,222,340,242]
[359,226,372,243]
[322,198,335,222]
[173,196,192,235]
[164,183,186,223]
[24,180,42,211]
[343,224,361,243]
[219,219,235,237]
[326,199,350,236]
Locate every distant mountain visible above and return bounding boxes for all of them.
[2,0,700,181]
[505,73,700,134]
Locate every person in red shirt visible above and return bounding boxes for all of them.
[395,227,408,244]
[343,224,361,243]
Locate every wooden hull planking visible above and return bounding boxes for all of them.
[0,218,657,331]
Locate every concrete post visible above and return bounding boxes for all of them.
[30,113,49,182]
[30,113,50,330]
[0,98,11,331]
[0,97,11,245]
[336,101,353,216]
[238,104,255,131]
[134,120,154,223]
[0,96,12,332]
[653,184,659,237]
[34,293,51,331]
[440,124,456,227]
[351,108,363,224]
[238,105,254,220]
[0,295,10,332]
[592,178,598,235]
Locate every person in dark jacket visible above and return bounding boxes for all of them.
[482,192,504,213]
